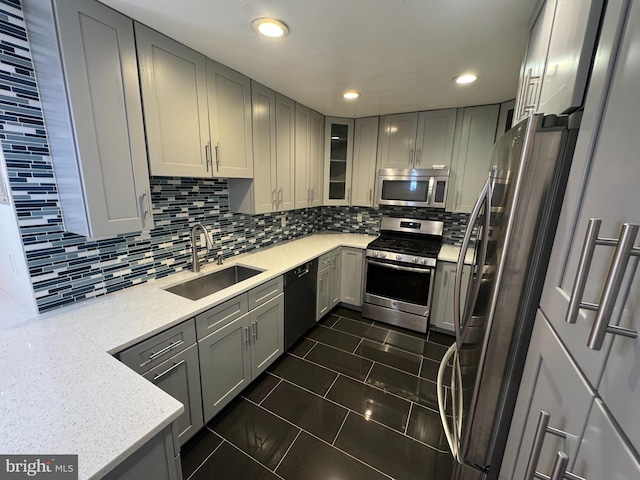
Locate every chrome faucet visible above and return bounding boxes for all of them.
[190,223,213,273]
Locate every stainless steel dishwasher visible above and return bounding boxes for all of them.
[284,258,318,351]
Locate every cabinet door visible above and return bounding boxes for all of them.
[571,399,640,480]
[538,0,636,387]
[206,59,253,178]
[143,344,203,446]
[499,311,595,480]
[538,0,604,115]
[351,117,379,207]
[294,103,311,209]
[28,0,153,237]
[414,109,457,168]
[199,313,252,422]
[250,293,285,378]
[317,266,331,320]
[447,104,499,213]
[513,0,557,124]
[250,81,277,214]
[276,93,296,211]
[309,110,325,208]
[340,248,364,306]
[378,112,418,169]
[136,23,210,178]
[330,249,342,308]
[324,117,354,205]
[430,262,470,333]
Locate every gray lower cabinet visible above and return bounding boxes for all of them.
[103,425,181,480]
[198,311,252,422]
[142,344,203,445]
[198,284,284,422]
[316,266,331,320]
[118,320,201,447]
[316,249,341,320]
[430,261,471,333]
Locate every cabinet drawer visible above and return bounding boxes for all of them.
[247,276,283,310]
[119,319,196,374]
[195,294,249,340]
[318,252,333,269]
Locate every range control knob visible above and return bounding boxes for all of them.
[372,252,378,258]
[379,253,386,259]
[412,257,419,264]
[396,254,402,261]
[420,259,428,265]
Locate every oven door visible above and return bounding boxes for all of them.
[364,258,435,316]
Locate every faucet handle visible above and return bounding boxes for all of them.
[217,254,224,265]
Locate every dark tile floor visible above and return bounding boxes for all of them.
[181,306,456,480]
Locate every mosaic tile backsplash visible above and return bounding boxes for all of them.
[0,0,469,312]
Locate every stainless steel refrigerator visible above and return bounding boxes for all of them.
[437,113,581,480]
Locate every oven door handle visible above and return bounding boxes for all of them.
[367,259,430,274]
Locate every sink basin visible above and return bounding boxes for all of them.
[165,265,262,300]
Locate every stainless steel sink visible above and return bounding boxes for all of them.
[164,265,262,300]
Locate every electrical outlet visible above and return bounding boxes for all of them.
[356,213,363,223]
[281,216,286,228]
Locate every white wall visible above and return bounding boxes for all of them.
[0,150,37,314]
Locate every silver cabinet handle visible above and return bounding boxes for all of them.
[311,187,314,201]
[565,219,639,350]
[153,360,185,382]
[272,189,277,208]
[587,222,639,350]
[319,278,323,291]
[347,188,351,203]
[416,148,422,165]
[278,188,283,207]
[149,339,184,360]
[139,189,151,225]
[244,326,250,349]
[408,147,414,166]
[214,142,220,171]
[205,141,211,172]
[369,188,372,202]
[307,188,311,202]
[253,321,258,341]
[566,219,605,324]
[525,410,569,480]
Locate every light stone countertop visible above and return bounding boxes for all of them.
[0,288,37,327]
[438,244,476,264]
[0,233,374,480]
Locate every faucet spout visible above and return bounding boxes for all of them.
[190,223,212,273]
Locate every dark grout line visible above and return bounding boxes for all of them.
[266,368,450,454]
[242,397,395,479]
[185,438,225,480]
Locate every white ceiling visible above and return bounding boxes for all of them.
[99,0,536,118]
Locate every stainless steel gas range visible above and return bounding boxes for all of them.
[362,216,443,333]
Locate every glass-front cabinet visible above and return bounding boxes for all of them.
[323,117,354,205]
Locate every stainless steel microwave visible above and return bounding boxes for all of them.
[377,167,450,208]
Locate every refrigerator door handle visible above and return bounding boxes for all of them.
[437,343,463,462]
[454,178,492,345]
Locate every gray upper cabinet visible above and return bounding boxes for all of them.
[378,109,456,169]
[446,104,499,213]
[294,104,325,209]
[415,109,457,168]
[351,117,379,207]
[275,93,296,211]
[24,0,153,237]
[136,25,253,179]
[206,59,253,178]
[324,117,354,206]
[136,23,210,178]
[378,112,418,169]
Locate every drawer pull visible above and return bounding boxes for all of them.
[149,339,184,360]
[153,360,184,381]
[565,219,639,350]
[525,410,569,480]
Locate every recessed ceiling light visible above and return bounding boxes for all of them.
[251,18,289,38]
[454,74,478,85]
[343,91,360,100]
